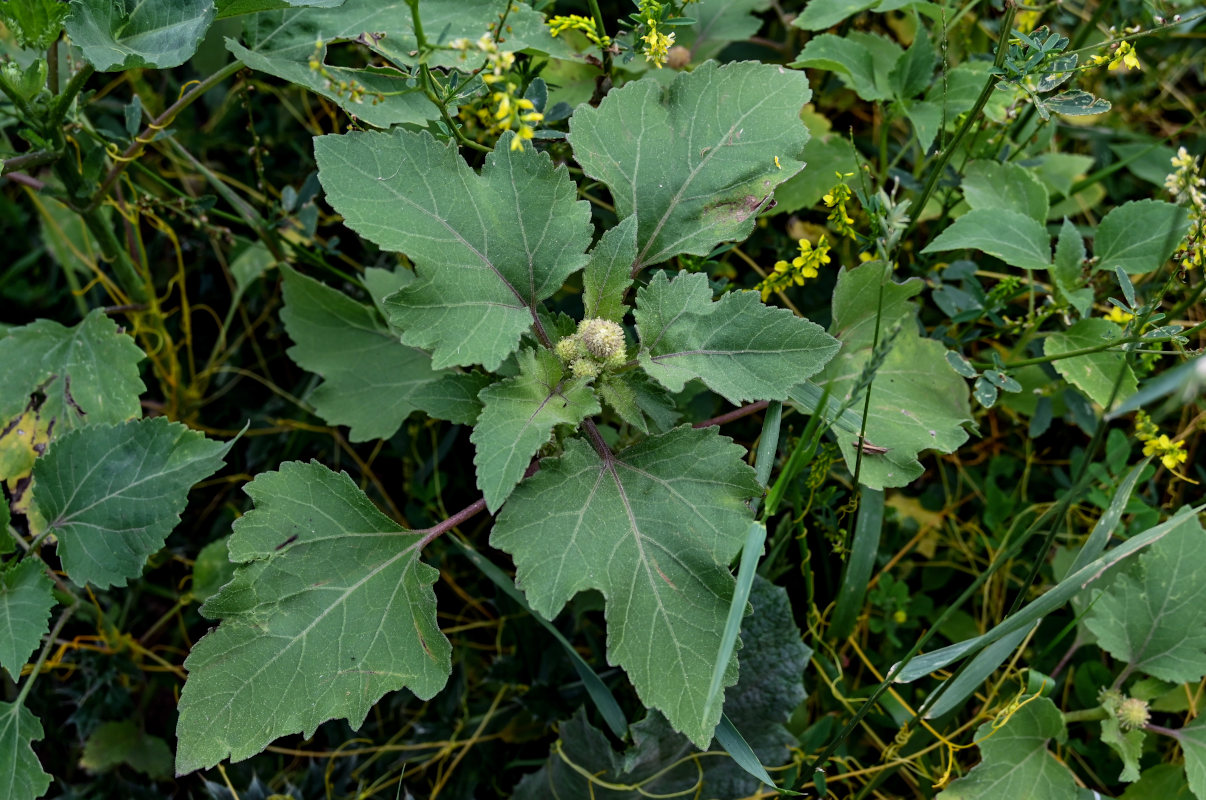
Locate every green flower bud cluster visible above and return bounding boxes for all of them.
[555,318,627,379]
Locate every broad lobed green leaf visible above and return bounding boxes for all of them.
[175,460,450,774]
[491,426,762,747]
[0,560,55,682]
[636,271,838,404]
[315,129,592,370]
[0,701,51,800]
[937,696,1075,799]
[32,417,233,588]
[280,265,486,441]
[570,61,812,271]
[796,260,972,489]
[66,0,216,71]
[471,349,600,512]
[1085,515,1206,683]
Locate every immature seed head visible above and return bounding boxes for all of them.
[578,318,625,360]
[555,335,584,364]
[570,357,601,379]
[1116,698,1151,730]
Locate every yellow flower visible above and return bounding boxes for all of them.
[1142,434,1189,471]
[757,236,832,299]
[1103,306,1133,324]
[641,21,674,68]
[547,14,611,48]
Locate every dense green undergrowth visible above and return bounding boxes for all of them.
[1,0,1204,797]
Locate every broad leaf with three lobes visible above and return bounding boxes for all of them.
[1084,513,1206,683]
[280,265,486,442]
[635,271,839,404]
[176,461,450,774]
[315,129,592,371]
[569,61,812,270]
[491,426,763,747]
[471,349,600,513]
[32,417,233,588]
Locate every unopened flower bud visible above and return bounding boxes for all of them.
[570,358,601,379]
[555,335,582,364]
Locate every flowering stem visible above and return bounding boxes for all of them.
[585,0,613,75]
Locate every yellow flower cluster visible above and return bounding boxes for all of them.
[641,21,674,68]
[1135,411,1190,473]
[756,236,832,300]
[1165,147,1205,271]
[451,35,543,151]
[1103,306,1134,324]
[1015,10,1042,33]
[823,172,858,240]
[1090,40,1140,71]
[547,14,611,47]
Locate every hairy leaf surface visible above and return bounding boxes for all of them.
[937,697,1076,799]
[492,426,762,746]
[583,215,637,323]
[0,701,51,800]
[65,0,215,71]
[635,271,838,404]
[316,129,591,370]
[0,561,54,682]
[175,461,450,774]
[472,350,599,513]
[1084,513,1206,683]
[280,266,485,441]
[794,260,972,489]
[32,418,232,588]
[570,61,811,270]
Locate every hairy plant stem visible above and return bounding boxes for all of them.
[1062,707,1109,724]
